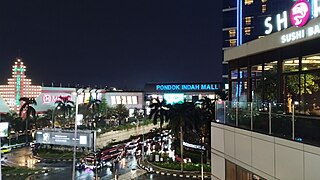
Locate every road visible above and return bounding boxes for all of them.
[2,146,38,168]
[2,133,185,180]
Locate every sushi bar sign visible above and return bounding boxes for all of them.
[264,0,320,44]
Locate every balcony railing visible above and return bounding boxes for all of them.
[215,101,320,147]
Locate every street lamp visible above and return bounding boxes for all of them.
[72,92,79,180]
[192,130,204,180]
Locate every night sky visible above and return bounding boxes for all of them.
[0,0,222,90]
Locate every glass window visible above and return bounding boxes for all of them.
[231,69,238,80]
[245,0,254,5]
[251,65,263,102]
[116,96,121,104]
[111,96,116,105]
[244,27,251,36]
[230,39,237,47]
[265,61,277,73]
[298,72,320,115]
[226,160,236,180]
[263,61,278,102]
[284,74,299,113]
[245,17,252,25]
[127,96,132,104]
[262,4,266,13]
[302,55,320,71]
[229,29,236,38]
[283,58,299,72]
[237,166,252,180]
[231,81,238,102]
[239,68,248,102]
[132,96,138,104]
[240,67,248,79]
[121,96,127,104]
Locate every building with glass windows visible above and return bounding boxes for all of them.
[212,1,320,179]
[222,0,317,84]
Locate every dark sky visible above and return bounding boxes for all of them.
[0,0,222,90]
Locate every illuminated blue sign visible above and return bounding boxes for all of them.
[155,83,219,91]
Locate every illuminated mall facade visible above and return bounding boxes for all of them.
[212,0,320,180]
[0,58,144,115]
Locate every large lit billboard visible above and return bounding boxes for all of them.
[163,93,184,105]
[35,129,94,148]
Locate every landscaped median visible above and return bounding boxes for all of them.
[2,166,50,180]
[137,159,211,179]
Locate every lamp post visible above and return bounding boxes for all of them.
[200,137,204,180]
[72,93,79,180]
[51,108,54,128]
[192,130,204,180]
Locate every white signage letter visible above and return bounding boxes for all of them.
[276,11,288,32]
[264,17,273,34]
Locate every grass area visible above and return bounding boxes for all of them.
[37,148,85,159]
[2,166,46,180]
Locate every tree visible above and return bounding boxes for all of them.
[19,97,37,120]
[168,102,196,172]
[2,111,18,129]
[37,110,52,129]
[87,96,101,129]
[114,104,128,125]
[19,97,37,143]
[195,97,215,139]
[99,95,108,117]
[54,96,74,127]
[148,98,170,132]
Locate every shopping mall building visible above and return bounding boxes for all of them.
[0,59,223,117]
[212,1,320,180]
[0,58,144,116]
[144,82,222,114]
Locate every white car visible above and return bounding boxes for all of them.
[126,143,138,155]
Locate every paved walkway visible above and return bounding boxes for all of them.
[113,168,147,180]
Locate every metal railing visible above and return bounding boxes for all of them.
[215,101,320,147]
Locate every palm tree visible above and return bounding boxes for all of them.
[54,96,75,127]
[195,97,215,136]
[19,97,37,143]
[114,104,128,125]
[168,102,196,172]
[148,98,170,132]
[87,96,101,129]
[38,109,54,128]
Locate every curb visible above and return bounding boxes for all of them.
[4,169,50,177]
[137,160,211,179]
[33,156,73,163]
[9,143,28,149]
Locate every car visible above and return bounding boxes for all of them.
[75,160,85,170]
[1,146,11,154]
[30,142,40,149]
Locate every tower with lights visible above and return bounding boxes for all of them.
[0,58,42,111]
